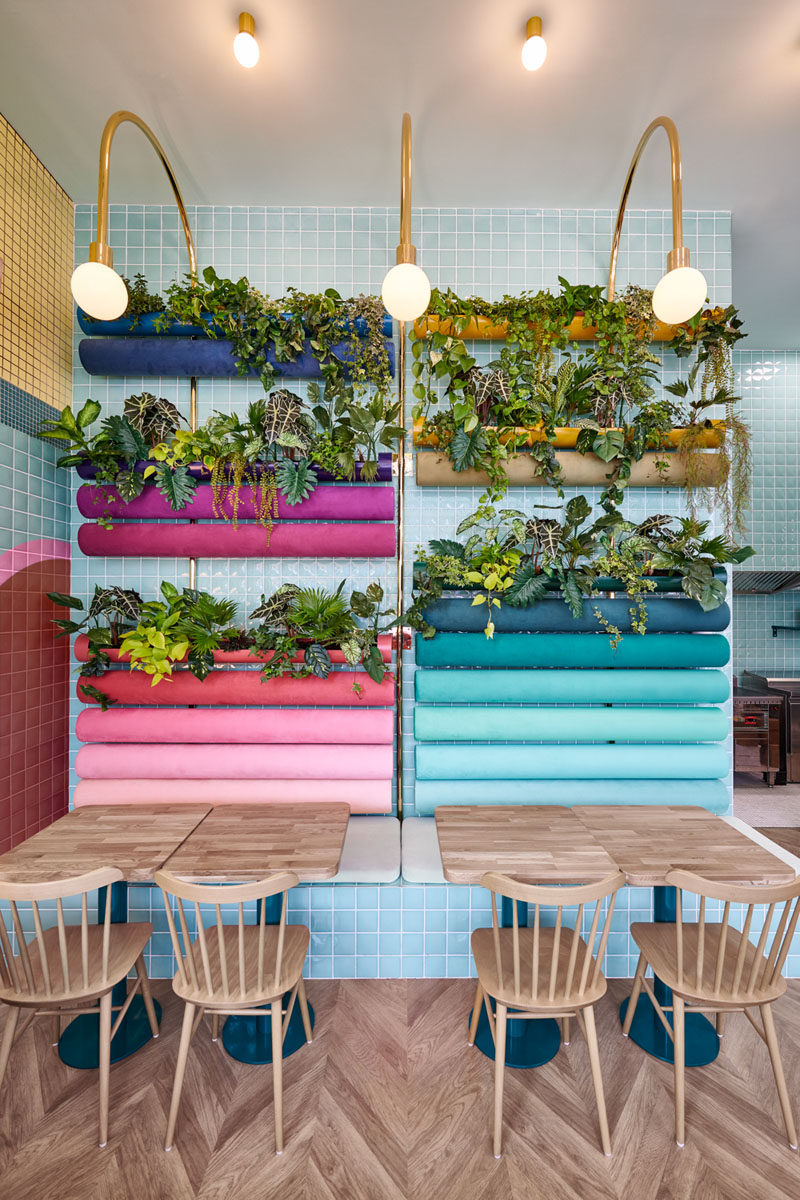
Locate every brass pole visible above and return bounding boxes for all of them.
[607,115,688,302]
[395,323,406,821]
[87,109,199,590]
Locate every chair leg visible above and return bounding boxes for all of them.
[468,981,483,1046]
[98,991,113,1148]
[211,1012,220,1042]
[622,953,647,1037]
[165,1003,196,1152]
[271,1000,284,1155]
[583,1005,611,1157]
[51,1014,60,1046]
[297,976,313,1044]
[673,995,685,1147]
[135,956,159,1039]
[716,1011,725,1037]
[562,1015,571,1046]
[761,1003,798,1149]
[493,1003,507,1158]
[0,1006,20,1088]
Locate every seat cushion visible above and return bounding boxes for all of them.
[401,817,445,883]
[329,816,400,883]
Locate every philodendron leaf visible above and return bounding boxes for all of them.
[592,429,626,462]
[349,590,375,619]
[304,643,332,679]
[115,468,145,503]
[449,425,486,472]
[505,564,552,608]
[276,458,318,505]
[154,461,197,510]
[560,572,585,620]
[47,592,84,610]
[363,643,386,683]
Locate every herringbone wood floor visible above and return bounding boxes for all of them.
[2,979,800,1199]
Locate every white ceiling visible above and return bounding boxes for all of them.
[1,0,798,346]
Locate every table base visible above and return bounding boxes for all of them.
[470,1001,561,1069]
[222,998,315,1065]
[619,994,719,1067]
[58,996,163,1069]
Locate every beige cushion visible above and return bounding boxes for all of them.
[329,816,400,883]
[401,817,446,883]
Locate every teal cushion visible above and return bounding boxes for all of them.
[415,743,729,780]
[414,779,730,814]
[414,705,727,743]
[415,632,730,669]
[415,668,730,704]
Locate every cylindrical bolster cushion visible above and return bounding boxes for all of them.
[77,310,394,338]
[74,632,392,665]
[76,454,393,483]
[76,707,394,744]
[415,668,730,705]
[76,743,393,780]
[77,671,395,706]
[413,706,728,743]
[413,779,730,815]
[77,483,395,522]
[78,336,395,379]
[415,744,729,780]
[77,522,395,558]
[423,597,730,634]
[415,633,731,669]
[73,778,392,813]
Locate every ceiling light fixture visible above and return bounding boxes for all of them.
[381,113,431,324]
[608,115,707,325]
[521,16,547,71]
[234,12,259,68]
[70,111,197,324]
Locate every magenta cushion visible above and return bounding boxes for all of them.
[77,522,395,557]
[77,483,395,522]
[78,670,395,706]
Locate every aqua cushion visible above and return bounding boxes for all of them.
[415,743,729,780]
[414,705,727,743]
[414,779,729,814]
[415,633,730,669]
[415,668,729,704]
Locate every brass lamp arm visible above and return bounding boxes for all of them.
[608,115,687,302]
[90,110,197,281]
[396,112,416,266]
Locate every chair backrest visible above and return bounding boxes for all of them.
[667,868,800,1003]
[154,870,299,1004]
[480,871,625,1007]
[0,867,123,1000]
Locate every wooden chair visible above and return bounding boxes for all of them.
[0,867,158,1147]
[154,870,311,1154]
[623,869,800,1149]
[470,870,625,1158]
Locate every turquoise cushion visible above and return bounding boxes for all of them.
[415,668,730,704]
[415,743,729,780]
[423,597,730,634]
[414,779,730,814]
[415,632,730,669]
[413,705,728,743]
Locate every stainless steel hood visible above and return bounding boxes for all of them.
[732,571,800,594]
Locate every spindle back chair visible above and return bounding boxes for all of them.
[470,870,625,1158]
[154,869,311,1154]
[0,867,157,1147]
[623,868,800,1148]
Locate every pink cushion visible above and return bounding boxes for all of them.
[76,707,394,745]
[78,670,394,707]
[73,779,391,812]
[77,522,395,558]
[76,743,393,780]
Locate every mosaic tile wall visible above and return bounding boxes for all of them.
[730,352,800,679]
[0,113,73,413]
[69,203,747,978]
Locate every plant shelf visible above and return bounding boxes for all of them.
[412,313,679,342]
[413,421,725,449]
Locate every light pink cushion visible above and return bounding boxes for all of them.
[76,707,394,744]
[76,743,393,780]
[73,779,391,812]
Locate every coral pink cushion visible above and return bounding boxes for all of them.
[73,779,391,812]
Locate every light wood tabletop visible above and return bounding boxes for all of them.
[434,805,618,886]
[161,802,351,882]
[572,805,797,887]
[0,805,213,884]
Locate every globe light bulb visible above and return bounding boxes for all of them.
[522,17,547,71]
[381,262,431,323]
[234,13,259,68]
[70,261,129,320]
[652,265,707,325]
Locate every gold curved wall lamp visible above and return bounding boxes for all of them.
[608,115,707,324]
[71,110,200,583]
[381,114,431,820]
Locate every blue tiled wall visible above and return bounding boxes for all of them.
[66,204,754,978]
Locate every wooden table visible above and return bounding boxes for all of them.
[162,802,351,1066]
[573,805,797,1067]
[435,806,618,1068]
[0,804,212,1069]
[162,802,350,883]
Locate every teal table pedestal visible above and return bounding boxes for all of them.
[221,893,313,1065]
[470,897,561,1069]
[619,884,719,1067]
[58,881,162,1069]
